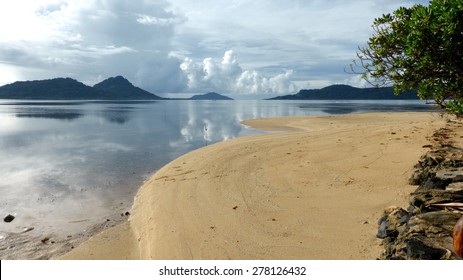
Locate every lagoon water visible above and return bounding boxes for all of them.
[0,99,435,255]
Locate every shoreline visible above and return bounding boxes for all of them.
[60,112,446,260]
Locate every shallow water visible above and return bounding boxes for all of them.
[0,99,435,258]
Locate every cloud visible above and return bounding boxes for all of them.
[170,0,431,90]
[0,0,188,92]
[180,50,297,94]
[0,0,433,94]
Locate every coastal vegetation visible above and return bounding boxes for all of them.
[352,0,463,115]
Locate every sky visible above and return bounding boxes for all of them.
[0,0,430,98]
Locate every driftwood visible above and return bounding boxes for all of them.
[430,203,463,211]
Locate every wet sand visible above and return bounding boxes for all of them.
[0,209,129,260]
[60,112,445,259]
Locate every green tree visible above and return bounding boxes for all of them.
[352,0,463,114]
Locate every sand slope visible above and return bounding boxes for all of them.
[61,112,445,260]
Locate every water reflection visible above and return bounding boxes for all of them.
[99,108,133,124]
[298,101,436,115]
[0,99,435,250]
[15,108,84,120]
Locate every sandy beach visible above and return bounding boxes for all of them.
[60,112,446,260]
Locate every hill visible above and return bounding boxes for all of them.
[189,92,234,100]
[268,85,419,100]
[93,76,162,100]
[0,76,163,100]
[0,78,108,100]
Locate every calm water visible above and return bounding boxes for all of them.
[0,99,434,240]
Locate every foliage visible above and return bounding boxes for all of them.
[352,0,463,111]
[445,100,463,116]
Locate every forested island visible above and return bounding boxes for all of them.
[0,76,163,100]
[0,77,419,101]
[0,76,235,101]
[189,92,233,100]
[269,85,419,100]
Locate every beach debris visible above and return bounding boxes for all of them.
[232,206,238,210]
[3,214,15,223]
[125,211,130,216]
[454,216,463,257]
[68,219,91,223]
[41,237,50,244]
[22,227,34,233]
[430,203,463,211]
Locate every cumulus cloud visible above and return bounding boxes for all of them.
[1,0,432,95]
[180,50,297,94]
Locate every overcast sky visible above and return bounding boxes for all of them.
[0,0,429,98]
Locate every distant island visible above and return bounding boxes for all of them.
[0,78,421,101]
[93,76,163,100]
[268,84,419,100]
[189,92,234,100]
[0,76,163,100]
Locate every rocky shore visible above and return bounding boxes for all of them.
[377,116,463,259]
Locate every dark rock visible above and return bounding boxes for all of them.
[406,237,449,260]
[377,217,394,239]
[436,168,463,182]
[379,211,460,260]
[409,169,431,185]
[380,133,463,260]
[415,177,450,191]
[377,207,410,239]
[3,214,15,223]
[408,212,461,233]
[410,189,463,213]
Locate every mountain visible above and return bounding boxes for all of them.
[0,78,109,100]
[0,76,163,100]
[189,92,234,100]
[268,85,419,100]
[93,76,162,100]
